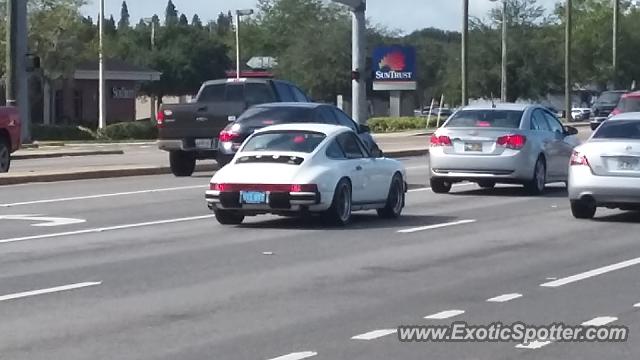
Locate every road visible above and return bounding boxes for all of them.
[1,155,639,360]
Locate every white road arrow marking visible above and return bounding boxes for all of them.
[0,214,86,227]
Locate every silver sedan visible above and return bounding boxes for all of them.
[429,104,581,194]
[568,112,640,219]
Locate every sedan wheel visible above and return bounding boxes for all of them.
[430,177,452,194]
[524,158,546,195]
[570,200,596,219]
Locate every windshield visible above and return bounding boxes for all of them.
[617,97,640,113]
[237,107,313,128]
[596,92,624,104]
[593,120,640,139]
[446,110,523,128]
[242,131,326,153]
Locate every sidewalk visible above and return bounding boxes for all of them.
[1,123,591,186]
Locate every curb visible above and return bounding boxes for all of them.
[0,164,217,186]
[13,150,125,160]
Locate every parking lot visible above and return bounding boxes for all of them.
[1,155,639,360]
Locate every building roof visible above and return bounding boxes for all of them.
[74,59,161,82]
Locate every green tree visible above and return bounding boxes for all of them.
[118,1,130,31]
[216,11,233,36]
[165,0,178,26]
[178,14,188,27]
[104,15,117,35]
[191,14,203,29]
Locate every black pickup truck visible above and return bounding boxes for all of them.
[157,78,311,176]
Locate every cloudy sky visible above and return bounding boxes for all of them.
[83,0,560,33]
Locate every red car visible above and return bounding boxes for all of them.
[610,91,640,117]
[0,106,21,172]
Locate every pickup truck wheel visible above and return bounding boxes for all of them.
[169,151,196,177]
[0,139,10,173]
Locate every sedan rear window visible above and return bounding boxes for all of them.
[236,107,313,128]
[445,110,523,129]
[617,97,640,113]
[242,131,326,153]
[593,120,640,140]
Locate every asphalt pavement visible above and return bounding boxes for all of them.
[1,155,639,360]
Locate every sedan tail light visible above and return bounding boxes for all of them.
[219,130,240,143]
[496,134,526,150]
[570,151,590,167]
[430,135,452,147]
[156,110,165,128]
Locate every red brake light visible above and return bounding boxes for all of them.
[156,110,165,128]
[570,151,590,166]
[430,135,452,147]
[290,184,318,193]
[496,134,526,150]
[219,130,240,142]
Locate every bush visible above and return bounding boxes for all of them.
[98,120,158,140]
[369,117,434,133]
[31,125,95,141]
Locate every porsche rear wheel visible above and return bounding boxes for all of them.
[378,174,405,219]
[214,209,245,225]
[324,179,352,226]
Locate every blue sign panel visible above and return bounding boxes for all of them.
[372,45,417,90]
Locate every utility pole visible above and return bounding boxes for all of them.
[5,0,17,107]
[500,0,507,102]
[613,0,619,89]
[234,9,254,79]
[461,0,469,106]
[565,0,573,121]
[98,0,106,129]
[352,3,367,124]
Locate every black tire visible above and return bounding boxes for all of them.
[214,209,245,225]
[0,138,10,173]
[478,180,496,189]
[216,153,234,167]
[169,150,196,177]
[571,200,596,219]
[377,174,405,219]
[430,177,452,194]
[524,157,546,195]
[324,179,352,226]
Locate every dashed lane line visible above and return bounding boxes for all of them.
[540,256,640,288]
[266,351,318,360]
[351,329,397,340]
[398,219,477,234]
[424,310,465,320]
[486,293,523,303]
[0,282,101,302]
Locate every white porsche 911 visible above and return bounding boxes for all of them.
[205,124,407,225]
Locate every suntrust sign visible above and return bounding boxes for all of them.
[372,45,417,91]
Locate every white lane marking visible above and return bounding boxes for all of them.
[634,303,640,308]
[0,185,204,207]
[582,316,617,326]
[424,310,465,320]
[0,214,86,227]
[398,219,476,234]
[408,183,475,193]
[487,293,523,303]
[515,340,552,350]
[267,352,318,360]
[0,215,215,244]
[540,257,640,288]
[351,329,397,340]
[0,282,101,302]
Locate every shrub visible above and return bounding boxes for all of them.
[368,117,433,133]
[31,125,95,141]
[98,119,158,140]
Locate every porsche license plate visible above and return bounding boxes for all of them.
[241,191,267,204]
[465,142,482,152]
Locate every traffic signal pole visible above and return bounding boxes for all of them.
[5,0,18,107]
[352,3,367,124]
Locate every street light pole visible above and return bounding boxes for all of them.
[500,0,507,102]
[565,0,573,121]
[5,0,17,107]
[461,0,469,106]
[613,0,619,88]
[98,0,106,129]
[234,9,254,79]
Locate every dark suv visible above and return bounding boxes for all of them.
[216,103,379,165]
[590,90,628,130]
[157,78,311,176]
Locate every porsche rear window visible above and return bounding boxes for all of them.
[241,131,326,153]
[446,110,523,128]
